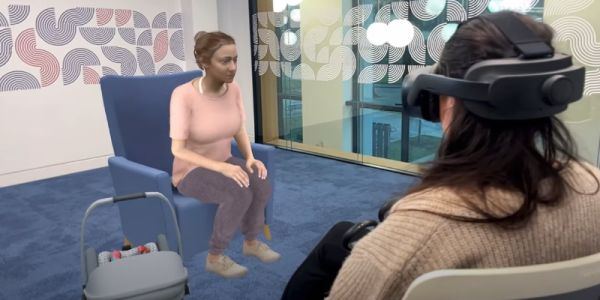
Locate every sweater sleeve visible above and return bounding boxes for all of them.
[326,210,445,300]
[325,249,390,300]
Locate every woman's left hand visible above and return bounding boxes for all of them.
[245,158,268,180]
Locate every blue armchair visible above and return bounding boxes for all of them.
[100,70,275,260]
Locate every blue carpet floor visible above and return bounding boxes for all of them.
[0,149,418,300]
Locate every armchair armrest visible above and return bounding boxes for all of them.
[107,156,178,247]
[230,140,275,170]
[250,143,275,226]
[108,156,174,201]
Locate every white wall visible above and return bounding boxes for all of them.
[0,0,256,187]
[181,0,219,71]
[179,0,255,141]
[217,0,256,142]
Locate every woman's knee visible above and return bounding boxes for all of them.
[251,177,272,199]
[232,186,254,204]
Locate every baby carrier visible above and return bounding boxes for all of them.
[80,192,189,300]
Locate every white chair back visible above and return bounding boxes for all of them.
[402,252,600,300]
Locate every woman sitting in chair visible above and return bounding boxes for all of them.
[283,11,600,299]
[170,31,280,278]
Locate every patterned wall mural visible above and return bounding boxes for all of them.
[252,1,553,84]
[252,0,600,166]
[543,0,600,166]
[0,5,185,92]
[546,0,600,97]
[253,0,597,97]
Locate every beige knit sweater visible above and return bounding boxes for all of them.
[327,162,600,300]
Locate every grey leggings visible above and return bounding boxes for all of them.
[177,156,272,255]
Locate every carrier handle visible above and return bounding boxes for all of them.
[80,192,184,286]
[113,192,146,202]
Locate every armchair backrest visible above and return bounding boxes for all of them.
[100,71,202,174]
[402,251,600,300]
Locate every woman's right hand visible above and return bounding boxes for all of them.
[218,163,250,188]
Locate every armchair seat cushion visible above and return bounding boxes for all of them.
[172,194,217,258]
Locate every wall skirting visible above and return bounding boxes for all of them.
[0,155,111,188]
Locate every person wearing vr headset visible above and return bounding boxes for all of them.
[282,11,600,300]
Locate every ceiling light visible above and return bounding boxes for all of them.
[441,23,458,41]
[367,22,388,46]
[282,30,298,46]
[387,19,414,47]
[426,0,446,16]
[273,0,287,13]
[290,9,301,22]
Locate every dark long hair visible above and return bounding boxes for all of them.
[406,11,598,226]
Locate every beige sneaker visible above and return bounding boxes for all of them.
[243,241,281,263]
[205,255,248,278]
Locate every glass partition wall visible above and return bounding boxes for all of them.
[250,0,600,173]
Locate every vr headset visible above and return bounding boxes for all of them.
[402,12,586,122]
